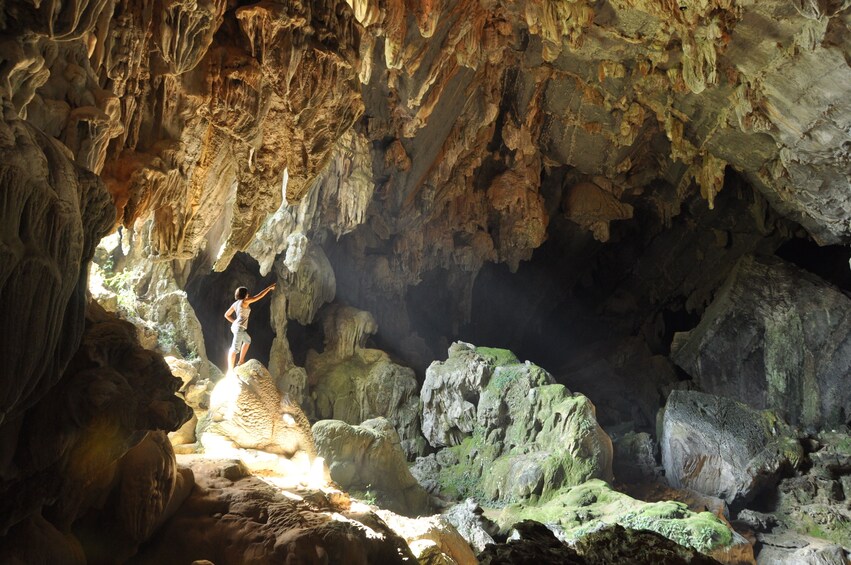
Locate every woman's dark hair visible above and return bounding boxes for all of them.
[234,287,249,300]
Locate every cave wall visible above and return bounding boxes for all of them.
[1,0,850,557]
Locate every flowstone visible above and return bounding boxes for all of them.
[199,360,316,474]
[418,343,612,504]
[306,304,423,458]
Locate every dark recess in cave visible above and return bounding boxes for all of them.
[186,253,276,371]
[775,238,851,292]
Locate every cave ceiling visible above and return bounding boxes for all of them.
[2,0,849,293]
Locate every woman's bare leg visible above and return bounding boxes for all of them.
[238,342,250,366]
[228,350,237,372]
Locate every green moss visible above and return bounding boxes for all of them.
[475,347,520,367]
[497,480,737,555]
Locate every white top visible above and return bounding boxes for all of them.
[232,299,251,329]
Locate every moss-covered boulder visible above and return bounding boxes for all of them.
[497,480,753,564]
[419,343,612,504]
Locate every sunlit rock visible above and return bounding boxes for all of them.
[313,418,430,517]
[133,455,417,563]
[375,509,477,565]
[661,390,803,507]
[200,360,316,475]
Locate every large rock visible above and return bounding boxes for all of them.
[421,342,499,448]
[420,344,613,504]
[307,305,423,458]
[130,456,417,564]
[0,301,192,555]
[672,255,851,430]
[661,390,802,507]
[479,520,725,565]
[200,360,316,471]
[442,499,497,555]
[312,418,430,517]
[497,480,753,564]
[375,510,477,565]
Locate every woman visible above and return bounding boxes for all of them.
[224,283,275,371]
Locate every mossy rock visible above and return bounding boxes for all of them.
[497,480,742,556]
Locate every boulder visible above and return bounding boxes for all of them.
[375,509,477,565]
[421,342,500,448]
[130,456,417,564]
[199,360,316,473]
[661,390,803,507]
[442,499,496,555]
[307,305,423,458]
[312,418,430,516]
[421,344,613,504]
[497,480,752,564]
[672,255,851,430]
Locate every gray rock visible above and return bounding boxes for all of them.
[442,499,496,555]
[661,390,802,506]
[735,509,778,533]
[672,255,851,431]
[312,417,431,517]
[421,342,497,448]
[612,432,661,484]
[757,533,849,565]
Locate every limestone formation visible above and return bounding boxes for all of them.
[0,300,192,557]
[200,360,316,471]
[442,499,497,555]
[479,520,725,565]
[672,255,851,431]
[312,418,430,517]
[375,509,478,565]
[661,390,803,507]
[497,480,753,564]
[131,456,418,564]
[419,344,613,504]
[306,304,423,457]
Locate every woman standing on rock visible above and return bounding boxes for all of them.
[224,283,275,371]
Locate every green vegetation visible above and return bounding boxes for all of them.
[474,347,520,367]
[497,480,737,554]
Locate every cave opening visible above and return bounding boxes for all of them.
[185,252,276,372]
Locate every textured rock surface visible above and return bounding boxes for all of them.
[419,343,613,504]
[131,456,417,564]
[0,117,114,424]
[672,255,851,431]
[312,418,430,517]
[0,301,191,555]
[479,520,725,565]
[442,499,497,555]
[375,509,477,565]
[307,304,423,457]
[200,360,316,467]
[498,480,753,564]
[661,390,803,507]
